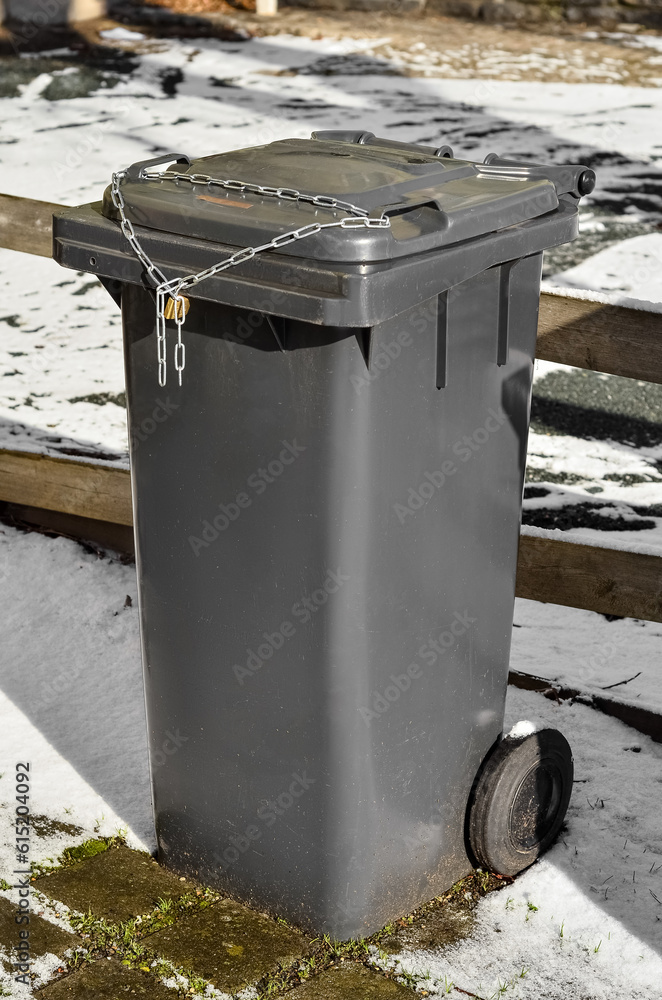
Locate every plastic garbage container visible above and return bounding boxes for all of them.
[53,132,594,939]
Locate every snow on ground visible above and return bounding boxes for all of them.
[3,39,662,207]
[512,595,662,717]
[350,38,661,86]
[99,27,148,43]
[0,27,661,994]
[0,35,661,525]
[550,232,662,305]
[520,481,662,556]
[0,250,128,462]
[373,690,662,998]
[0,527,150,871]
[0,527,660,996]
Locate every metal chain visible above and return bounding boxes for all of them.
[111,168,391,387]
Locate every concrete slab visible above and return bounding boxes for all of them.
[286,963,418,997]
[34,847,195,923]
[380,897,475,953]
[37,958,175,998]
[0,895,79,972]
[145,897,307,992]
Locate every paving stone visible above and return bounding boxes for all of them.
[37,958,175,998]
[145,897,307,992]
[286,963,418,998]
[381,897,475,952]
[34,847,195,924]
[0,895,79,973]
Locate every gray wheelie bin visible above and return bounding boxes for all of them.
[53,132,594,939]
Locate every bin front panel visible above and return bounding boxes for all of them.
[123,252,541,937]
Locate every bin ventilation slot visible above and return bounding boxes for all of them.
[98,276,123,308]
[356,328,371,370]
[496,261,516,367]
[265,314,286,352]
[436,291,448,390]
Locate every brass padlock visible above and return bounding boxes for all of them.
[163,295,190,322]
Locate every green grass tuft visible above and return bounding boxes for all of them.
[61,839,109,864]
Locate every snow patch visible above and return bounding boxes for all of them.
[0,527,153,878]
[372,687,662,998]
[540,280,662,314]
[519,522,662,558]
[508,720,538,739]
[548,233,662,306]
[99,27,147,42]
[0,523,659,995]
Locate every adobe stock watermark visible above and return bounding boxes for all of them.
[13,762,32,989]
[576,626,630,687]
[233,286,288,343]
[351,330,413,394]
[2,85,130,176]
[223,262,303,359]
[359,610,476,725]
[130,397,179,451]
[188,439,306,556]
[349,293,448,395]
[31,600,135,713]
[394,407,507,525]
[8,0,64,50]
[151,729,188,769]
[52,105,131,184]
[402,801,444,851]
[349,279,479,396]
[214,771,315,873]
[233,568,350,685]
[32,666,85,715]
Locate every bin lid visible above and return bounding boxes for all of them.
[103,134,593,264]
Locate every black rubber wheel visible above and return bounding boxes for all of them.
[468,729,573,877]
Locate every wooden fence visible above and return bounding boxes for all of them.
[1,193,661,623]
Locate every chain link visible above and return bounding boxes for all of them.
[141,169,380,220]
[111,167,390,386]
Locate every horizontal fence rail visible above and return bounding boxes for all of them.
[0,193,62,257]
[1,193,661,622]
[2,193,661,381]
[537,292,662,385]
[0,450,133,526]
[0,450,659,622]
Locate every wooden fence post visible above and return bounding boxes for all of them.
[256,0,278,15]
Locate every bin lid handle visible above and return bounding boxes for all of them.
[481,154,596,199]
[311,130,454,159]
[126,152,191,182]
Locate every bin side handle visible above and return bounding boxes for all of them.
[497,261,518,367]
[311,130,453,159]
[436,292,448,389]
[264,314,286,352]
[125,153,191,182]
[481,155,596,199]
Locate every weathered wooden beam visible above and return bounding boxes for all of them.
[0,450,132,526]
[0,193,59,258]
[515,533,662,624]
[2,193,662,385]
[0,500,135,556]
[537,292,662,385]
[0,449,660,621]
